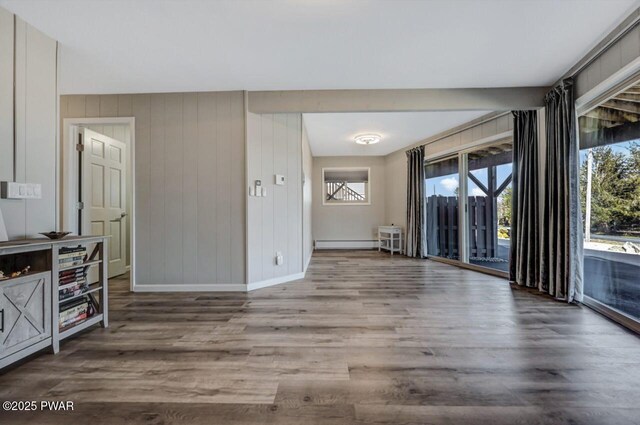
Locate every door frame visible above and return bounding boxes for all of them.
[423,136,514,279]
[62,117,136,292]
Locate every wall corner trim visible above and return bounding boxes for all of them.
[247,272,305,291]
[304,253,312,273]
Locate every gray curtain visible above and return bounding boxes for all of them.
[542,78,583,302]
[510,111,540,288]
[406,146,426,257]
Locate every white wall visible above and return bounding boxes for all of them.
[85,124,132,268]
[60,92,246,289]
[313,156,386,244]
[302,122,313,268]
[0,9,57,239]
[246,113,303,286]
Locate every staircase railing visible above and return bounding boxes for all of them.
[326,182,365,201]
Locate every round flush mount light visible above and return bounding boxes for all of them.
[354,134,381,145]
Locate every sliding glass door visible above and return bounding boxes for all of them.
[578,81,640,321]
[424,141,513,275]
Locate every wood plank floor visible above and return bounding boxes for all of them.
[2,250,640,424]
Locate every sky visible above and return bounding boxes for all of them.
[426,163,512,197]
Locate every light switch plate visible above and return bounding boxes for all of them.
[275,174,285,185]
[1,182,43,199]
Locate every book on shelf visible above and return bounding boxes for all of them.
[59,255,86,263]
[59,268,85,278]
[59,281,89,301]
[59,295,96,329]
[59,279,87,291]
[59,259,85,269]
[59,274,85,284]
[60,303,88,320]
[59,251,87,260]
[58,247,87,265]
[59,246,86,254]
[60,312,88,329]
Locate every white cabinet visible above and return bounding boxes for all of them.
[378,226,404,255]
[0,272,52,367]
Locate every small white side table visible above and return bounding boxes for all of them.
[378,226,403,255]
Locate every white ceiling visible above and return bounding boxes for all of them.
[0,0,637,94]
[303,111,488,156]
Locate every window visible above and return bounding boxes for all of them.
[322,168,370,205]
[578,81,640,322]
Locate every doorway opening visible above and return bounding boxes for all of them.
[62,117,135,291]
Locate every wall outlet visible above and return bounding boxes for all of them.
[275,251,284,266]
[275,174,285,185]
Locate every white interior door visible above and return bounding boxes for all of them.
[81,128,127,278]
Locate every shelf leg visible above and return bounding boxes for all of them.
[100,240,109,328]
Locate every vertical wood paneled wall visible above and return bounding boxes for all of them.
[575,24,640,99]
[246,113,303,284]
[60,92,246,288]
[0,10,57,239]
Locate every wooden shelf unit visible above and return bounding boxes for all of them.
[52,236,109,353]
[0,235,109,368]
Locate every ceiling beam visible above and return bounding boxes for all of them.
[601,99,640,114]
[247,87,549,113]
[583,107,639,124]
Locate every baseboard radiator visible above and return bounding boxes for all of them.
[314,240,379,250]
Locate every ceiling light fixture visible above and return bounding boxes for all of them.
[354,134,381,145]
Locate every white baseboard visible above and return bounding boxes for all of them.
[247,272,305,291]
[133,283,247,292]
[315,240,378,249]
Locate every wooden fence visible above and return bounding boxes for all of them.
[426,195,497,259]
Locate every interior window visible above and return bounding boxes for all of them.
[323,168,370,205]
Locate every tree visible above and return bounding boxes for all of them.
[498,186,512,227]
[580,141,640,235]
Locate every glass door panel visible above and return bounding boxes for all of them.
[465,143,513,272]
[579,81,640,320]
[425,157,460,260]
